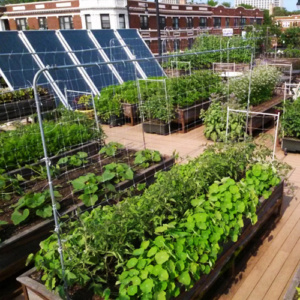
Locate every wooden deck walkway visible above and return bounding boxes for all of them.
[103,123,300,300]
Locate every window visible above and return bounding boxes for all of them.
[234,18,239,27]
[173,17,179,29]
[187,17,193,29]
[101,14,110,29]
[250,18,254,24]
[145,40,151,48]
[188,38,193,49]
[140,15,148,29]
[119,14,125,29]
[241,18,246,27]
[85,15,92,29]
[174,39,180,51]
[38,17,47,30]
[159,16,166,30]
[225,18,230,27]
[256,19,262,25]
[59,16,73,29]
[16,18,27,31]
[213,17,221,28]
[199,17,207,28]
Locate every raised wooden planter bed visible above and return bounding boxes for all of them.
[247,95,283,136]
[282,137,300,153]
[143,121,172,135]
[0,95,56,123]
[1,156,175,284]
[99,114,125,127]
[17,180,284,300]
[121,103,140,126]
[174,100,211,133]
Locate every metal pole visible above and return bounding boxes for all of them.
[273,112,280,161]
[290,64,293,86]
[155,0,162,57]
[136,79,146,149]
[245,52,254,134]
[225,106,230,142]
[33,68,69,299]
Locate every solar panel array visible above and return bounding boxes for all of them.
[0,29,165,106]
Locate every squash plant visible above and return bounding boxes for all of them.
[134,149,161,168]
[57,152,88,168]
[201,95,246,142]
[99,142,124,157]
[11,189,62,225]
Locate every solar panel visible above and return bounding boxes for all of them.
[91,30,137,82]
[23,31,91,95]
[0,31,40,90]
[59,30,120,91]
[117,29,165,78]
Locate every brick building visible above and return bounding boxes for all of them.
[275,15,300,30]
[0,0,263,53]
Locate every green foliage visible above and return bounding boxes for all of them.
[57,152,88,168]
[281,99,300,138]
[201,95,246,142]
[0,110,103,171]
[207,0,218,6]
[168,71,222,108]
[0,87,48,104]
[0,169,23,201]
[11,189,61,225]
[284,47,300,58]
[281,27,300,49]
[71,163,134,206]
[77,95,92,109]
[94,86,123,122]
[134,149,162,168]
[238,3,253,9]
[118,164,281,299]
[221,1,230,7]
[99,142,124,157]
[0,220,8,242]
[31,142,277,296]
[227,65,281,106]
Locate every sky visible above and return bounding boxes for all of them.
[225,1,297,11]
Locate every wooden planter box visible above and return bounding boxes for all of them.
[247,95,283,136]
[17,181,284,300]
[99,114,125,127]
[121,103,140,126]
[143,121,171,135]
[1,156,175,284]
[0,95,56,123]
[282,137,300,153]
[174,100,211,133]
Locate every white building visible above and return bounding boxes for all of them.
[234,0,283,10]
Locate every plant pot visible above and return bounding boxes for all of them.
[75,109,95,120]
[143,121,171,135]
[121,103,140,126]
[0,95,56,123]
[100,114,125,127]
[174,100,211,133]
[16,181,284,300]
[282,137,300,153]
[1,156,175,286]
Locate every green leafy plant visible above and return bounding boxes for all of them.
[99,142,124,157]
[0,220,8,242]
[77,95,92,109]
[57,152,88,168]
[134,149,162,168]
[201,94,246,142]
[0,87,48,104]
[11,189,62,225]
[281,98,300,138]
[0,169,24,201]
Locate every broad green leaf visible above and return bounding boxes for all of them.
[36,204,53,218]
[140,270,148,280]
[137,259,147,270]
[193,213,207,223]
[147,246,158,257]
[140,278,154,294]
[77,151,88,158]
[126,258,138,269]
[236,202,245,213]
[155,251,169,265]
[252,164,262,177]
[154,236,165,248]
[127,285,138,296]
[200,253,208,263]
[131,276,141,286]
[158,269,169,281]
[133,248,144,256]
[155,291,166,300]
[141,240,150,249]
[79,194,98,207]
[155,226,168,233]
[178,271,191,286]
[11,208,30,225]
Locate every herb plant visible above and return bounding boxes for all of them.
[281,98,300,138]
[99,142,124,157]
[57,152,88,168]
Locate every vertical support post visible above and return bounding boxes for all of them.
[225,106,230,142]
[290,64,293,87]
[163,79,171,135]
[136,79,146,150]
[273,112,280,161]
[33,69,69,299]
[155,0,162,57]
[91,93,101,136]
[245,52,254,134]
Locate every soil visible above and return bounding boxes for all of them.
[0,149,163,242]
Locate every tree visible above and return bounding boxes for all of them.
[221,2,231,7]
[207,0,218,6]
[281,27,300,48]
[272,7,289,16]
[239,3,254,9]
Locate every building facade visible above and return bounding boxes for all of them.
[275,15,300,30]
[128,0,263,53]
[234,0,283,10]
[1,0,263,54]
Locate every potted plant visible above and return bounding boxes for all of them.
[281,98,300,152]
[94,86,124,127]
[74,94,95,119]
